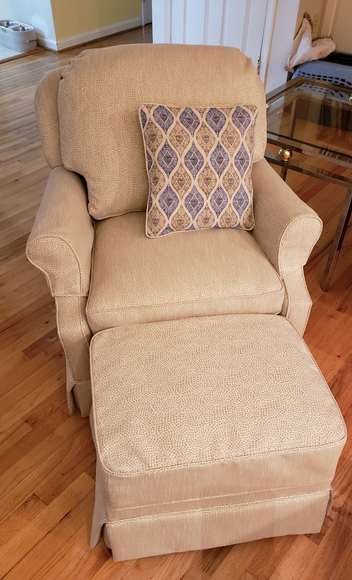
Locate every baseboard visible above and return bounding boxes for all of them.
[36,16,142,52]
[36,36,57,51]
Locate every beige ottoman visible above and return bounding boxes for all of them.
[89,314,346,561]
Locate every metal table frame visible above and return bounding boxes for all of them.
[265,77,352,291]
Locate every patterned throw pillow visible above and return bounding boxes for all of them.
[139,104,258,238]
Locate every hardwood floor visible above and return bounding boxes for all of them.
[0,24,351,579]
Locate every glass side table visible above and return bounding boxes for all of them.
[265,77,352,291]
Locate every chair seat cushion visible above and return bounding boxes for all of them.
[90,314,346,558]
[86,212,284,332]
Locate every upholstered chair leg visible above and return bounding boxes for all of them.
[55,295,92,415]
[280,268,313,337]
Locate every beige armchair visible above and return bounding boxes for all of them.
[27,44,322,417]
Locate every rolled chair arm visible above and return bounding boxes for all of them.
[252,159,323,274]
[26,166,94,297]
[26,166,94,415]
[251,159,323,335]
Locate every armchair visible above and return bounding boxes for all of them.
[27,44,322,417]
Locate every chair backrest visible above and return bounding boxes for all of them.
[36,44,267,220]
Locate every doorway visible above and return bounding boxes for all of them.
[142,0,152,27]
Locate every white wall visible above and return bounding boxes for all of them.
[264,0,301,93]
[1,0,56,47]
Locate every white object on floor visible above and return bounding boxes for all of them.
[0,20,37,53]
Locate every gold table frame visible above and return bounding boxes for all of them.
[265,77,352,291]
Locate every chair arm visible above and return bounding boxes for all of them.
[26,166,94,296]
[251,158,323,276]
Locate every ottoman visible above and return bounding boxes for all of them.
[89,314,346,561]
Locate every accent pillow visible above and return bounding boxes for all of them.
[139,104,258,238]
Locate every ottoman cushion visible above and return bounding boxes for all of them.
[90,314,346,560]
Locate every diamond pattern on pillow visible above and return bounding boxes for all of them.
[140,105,258,238]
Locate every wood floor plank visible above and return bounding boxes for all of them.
[0,301,56,356]
[42,530,111,580]
[246,536,296,580]
[144,552,198,580]
[90,557,135,580]
[0,267,50,323]
[0,234,29,265]
[305,306,352,363]
[307,406,352,548]
[23,382,69,426]
[267,535,317,580]
[0,257,43,297]
[53,537,111,580]
[0,290,54,336]
[1,405,69,475]
[22,327,60,359]
[34,434,96,505]
[328,405,352,510]
[328,537,352,580]
[180,563,211,579]
[211,541,261,580]
[0,338,63,400]
[122,554,173,580]
[0,413,86,522]
[0,494,46,548]
[329,352,352,416]
[0,419,32,458]
[202,545,233,576]
[0,352,65,424]
[0,166,48,200]
[240,573,259,580]
[0,474,95,580]
[297,488,352,580]
[308,348,344,385]
[0,373,65,436]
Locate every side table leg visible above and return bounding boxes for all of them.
[321,189,352,291]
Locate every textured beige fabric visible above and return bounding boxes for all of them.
[58,44,267,219]
[56,296,91,380]
[56,296,91,415]
[26,167,94,415]
[29,48,322,423]
[90,314,346,557]
[252,159,322,273]
[252,159,323,336]
[103,490,329,561]
[26,166,94,296]
[35,67,64,169]
[280,268,313,337]
[72,381,92,417]
[66,364,91,417]
[86,212,284,332]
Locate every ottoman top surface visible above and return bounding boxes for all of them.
[90,314,346,475]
